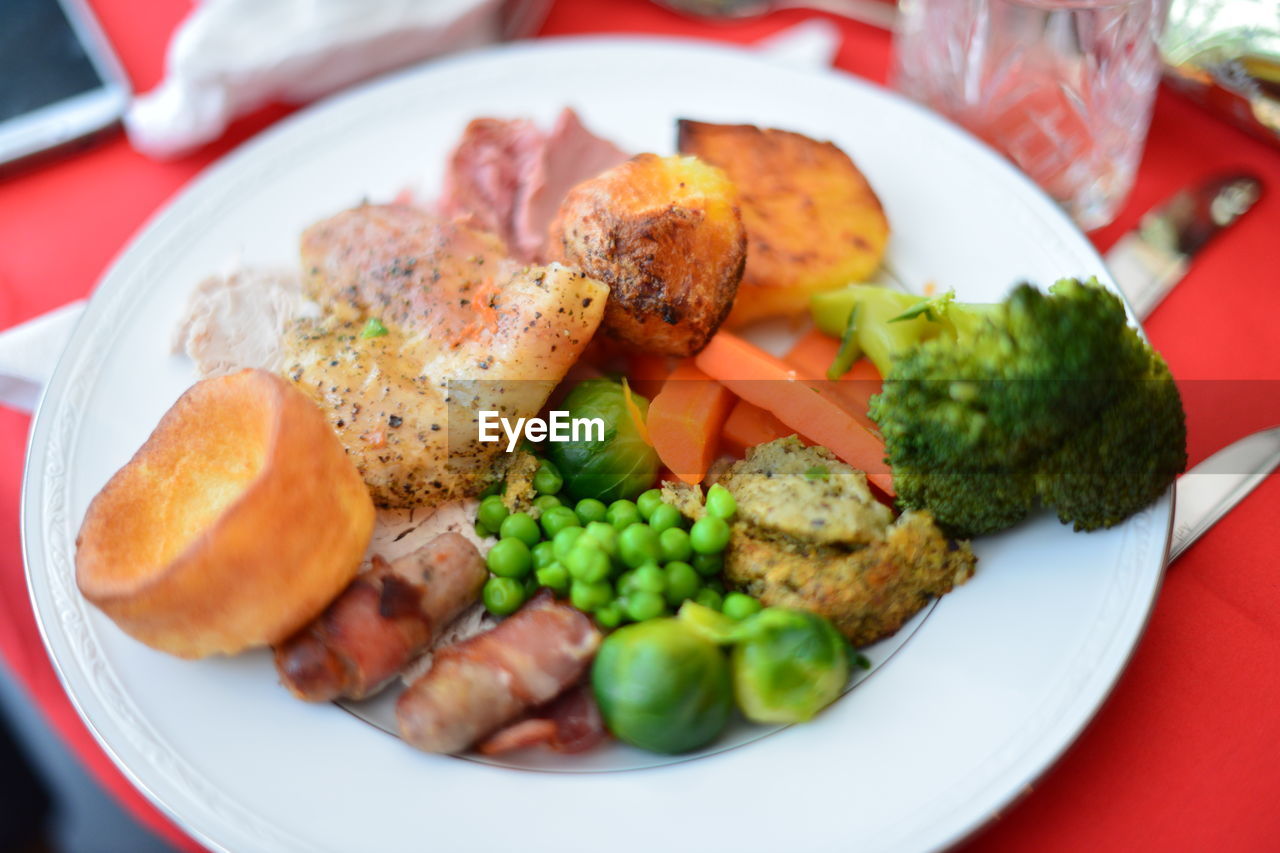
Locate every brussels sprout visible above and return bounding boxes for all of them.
[730,608,849,724]
[547,379,660,504]
[592,619,733,753]
[677,600,737,642]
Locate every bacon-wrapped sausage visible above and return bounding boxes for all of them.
[396,592,601,754]
[274,532,486,702]
[476,684,606,756]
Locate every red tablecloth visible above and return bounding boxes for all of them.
[1,1,1278,850]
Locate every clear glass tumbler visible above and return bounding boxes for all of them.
[892,0,1168,230]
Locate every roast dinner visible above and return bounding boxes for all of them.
[75,107,1186,758]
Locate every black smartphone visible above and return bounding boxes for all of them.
[0,0,130,167]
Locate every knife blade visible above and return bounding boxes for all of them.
[1106,173,1263,320]
[1170,426,1280,562]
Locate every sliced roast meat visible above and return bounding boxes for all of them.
[437,116,544,256]
[437,108,628,262]
[515,108,629,261]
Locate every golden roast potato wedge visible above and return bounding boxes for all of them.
[677,120,889,327]
[76,369,375,659]
[548,153,745,357]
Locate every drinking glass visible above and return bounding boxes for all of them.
[892,0,1168,230]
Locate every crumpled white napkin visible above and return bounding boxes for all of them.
[126,0,506,159]
[0,20,842,414]
[0,301,87,413]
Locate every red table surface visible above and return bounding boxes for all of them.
[2,0,1278,850]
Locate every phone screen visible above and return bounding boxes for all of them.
[0,0,107,123]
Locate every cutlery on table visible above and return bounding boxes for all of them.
[1105,172,1263,319]
[1170,426,1280,563]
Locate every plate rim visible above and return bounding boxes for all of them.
[21,34,1173,853]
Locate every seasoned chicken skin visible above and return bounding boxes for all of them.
[282,205,608,506]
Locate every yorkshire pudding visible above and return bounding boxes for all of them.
[76,369,375,659]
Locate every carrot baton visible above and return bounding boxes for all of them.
[693,331,894,495]
[647,361,736,484]
[721,398,794,458]
[784,330,882,430]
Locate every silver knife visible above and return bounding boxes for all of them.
[1106,174,1274,562]
[1106,173,1263,320]
[1171,426,1280,562]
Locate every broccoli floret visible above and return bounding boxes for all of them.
[814,278,1187,537]
[1035,353,1187,531]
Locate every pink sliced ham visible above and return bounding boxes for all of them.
[437,107,629,262]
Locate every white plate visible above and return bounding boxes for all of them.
[23,37,1170,853]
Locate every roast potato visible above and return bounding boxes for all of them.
[76,369,375,659]
[677,120,888,327]
[548,153,745,357]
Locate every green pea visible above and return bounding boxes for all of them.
[532,494,562,514]
[636,488,664,520]
[478,479,504,499]
[524,575,540,597]
[616,570,637,594]
[532,459,564,495]
[690,516,731,554]
[570,580,612,612]
[625,590,666,622]
[630,564,666,594]
[535,563,569,595]
[483,577,525,616]
[486,537,532,579]
[552,526,586,562]
[722,592,763,621]
[693,587,723,611]
[705,484,737,520]
[706,578,726,596]
[606,499,641,530]
[540,506,581,539]
[477,495,509,531]
[648,503,682,534]
[583,521,619,560]
[663,561,700,606]
[692,552,723,578]
[531,540,558,570]
[566,542,611,583]
[499,512,541,547]
[574,498,608,524]
[658,527,692,563]
[475,520,493,538]
[595,603,624,630]
[618,523,662,569]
